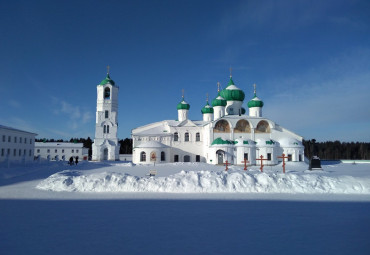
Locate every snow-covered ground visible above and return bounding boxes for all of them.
[1,161,370,254]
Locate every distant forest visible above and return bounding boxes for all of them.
[35,138,370,160]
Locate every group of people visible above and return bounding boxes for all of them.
[68,156,79,166]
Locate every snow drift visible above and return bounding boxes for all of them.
[36,169,370,194]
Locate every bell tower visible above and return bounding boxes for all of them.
[92,66,119,161]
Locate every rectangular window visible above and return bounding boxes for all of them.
[37,149,40,153]
[76,149,79,153]
[7,149,10,156]
[288,154,292,161]
[105,110,109,118]
[24,149,26,156]
[55,149,57,153]
[14,137,17,143]
[267,153,272,161]
[62,149,64,153]
[2,135,5,142]
[196,155,200,162]
[14,149,16,156]
[19,149,21,156]
[1,149,4,156]
[8,136,11,142]
[196,133,200,142]
[244,153,249,161]
[20,137,22,143]
[47,149,50,153]
[107,125,109,133]
[29,150,32,156]
[72,149,74,153]
[174,155,179,162]
[25,138,27,144]
[30,139,32,144]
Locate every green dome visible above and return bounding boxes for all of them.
[201,102,214,114]
[177,100,190,110]
[247,95,264,108]
[211,95,227,107]
[99,74,115,86]
[219,77,245,101]
[211,137,234,145]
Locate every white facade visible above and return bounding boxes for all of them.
[92,73,120,161]
[34,142,88,161]
[0,125,37,164]
[132,75,305,165]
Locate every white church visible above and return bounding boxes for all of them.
[131,74,305,165]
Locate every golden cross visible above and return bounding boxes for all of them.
[182,89,184,99]
[206,93,209,102]
[217,82,220,92]
[107,65,110,74]
[229,66,232,77]
[254,83,256,95]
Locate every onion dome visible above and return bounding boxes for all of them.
[247,92,264,108]
[211,95,227,107]
[219,76,245,101]
[177,99,190,110]
[99,73,115,86]
[201,102,214,114]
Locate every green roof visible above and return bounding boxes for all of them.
[247,96,264,108]
[99,74,115,86]
[211,137,234,145]
[211,96,227,107]
[227,77,235,86]
[201,102,214,114]
[177,100,190,110]
[219,88,245,101]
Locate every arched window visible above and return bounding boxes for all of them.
[185,132,189,142]
[174,132,179,141]
[103,125,106,133]
[104,87,111,99]
[161,151,165,161]
[196,132,200,141]
[256,120,270,133]
[140,151,146,162]
[234,120,251,133]
[107,125,110,134]
[213,120,230,133]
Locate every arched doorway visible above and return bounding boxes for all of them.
[103,148,108,160]
[216,150,224,164]
[184,155,190,162]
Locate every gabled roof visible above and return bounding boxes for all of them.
[0,124,37,135]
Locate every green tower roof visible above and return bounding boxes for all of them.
[211,95,227,107]
[201,102,214,114]
[219,76,245,101]
[177,99,190,110]
[99,74,115,86]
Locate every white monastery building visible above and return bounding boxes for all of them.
[0,125,37,164]
[34,142,89,161]
[92,70,120,161]
[132,75,305,165]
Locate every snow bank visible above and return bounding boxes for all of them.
[36,170,370,194]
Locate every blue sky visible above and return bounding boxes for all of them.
[1,0,369,142]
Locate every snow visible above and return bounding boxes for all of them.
[1,161,370,255]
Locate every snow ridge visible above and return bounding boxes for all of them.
[36,170,370,194]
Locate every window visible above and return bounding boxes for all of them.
[104,125,106,133]
[140,151,146,162]
[161,151,165,161]
[1,149,4,156]
[72,149,74,153]
[47,149,50,153]
[20,137,22,143]
[244,153,249,161]
[184,155,190,162]
[24,149,26,156]
[30,139,32,144]
[25,138,27,144]
[107,125,109,134]
[55,149,57,153]
[19,149,21,156]
[7,149,10,156]
[174,132,179,141]
[196,133,200,142]
[234,120,251,133]
[174,155,179,162]
[62,149,64,153]
[185,132,189,142]
[256,121,270,133]
[288,154,292,161]
[104,87,111,99]
[8,136,11,142]
[267,153,271,161]
[196,155,200,162]
[37,149,40,153]
[105,110,109,118]
[14,137,17,143]
[214,120,231,133]
[76,150,79,153]
[13,149,16,156]
[29,150,32,156]
[2,135,5,142]
[299,154,302,162]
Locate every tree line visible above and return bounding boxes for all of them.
[303,139,370,160]
[36,138,370,160]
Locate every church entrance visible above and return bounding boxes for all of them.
[216,150,224,165]
[103,148,108,160]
